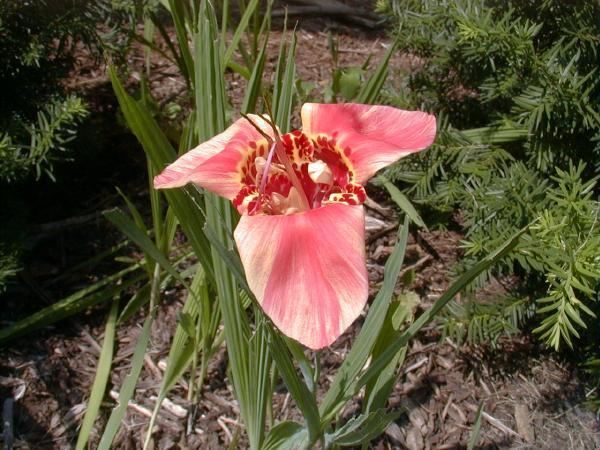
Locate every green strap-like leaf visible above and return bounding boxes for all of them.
[262,421,308,450]
[75,300,119,450]
[467,403,484,450]
[0,266,143,345]
[108,66,215,282]
[242,37,268,113]
[97,313,154,450]
[118,283,151,324]
[356,38,398,104]
[223,0,261,68]
[378,175,427,229]
[362,296,410,414]
[325,409,401,448]
[167,0,193,84]
[355,226,528,397]
[143,267,209,450]
[115,187,154,277]
[320,217,410,424]
[194,4,272,449]
[272,26,297,131]
[268,331,321,444]
[104,208,189,290]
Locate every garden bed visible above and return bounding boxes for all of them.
[1,10,599,450]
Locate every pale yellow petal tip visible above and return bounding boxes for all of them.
[153,171,186,189]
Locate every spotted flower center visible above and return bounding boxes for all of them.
[232,130,366,215]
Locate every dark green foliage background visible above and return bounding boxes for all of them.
[378,0,600,351]
[0,0,147,291]
[0,0,146,183]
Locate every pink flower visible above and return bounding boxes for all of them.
[154,103,436,349]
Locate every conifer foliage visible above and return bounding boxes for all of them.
[0,0,144,182]
[378,0,600,350]
[0,0,149,290]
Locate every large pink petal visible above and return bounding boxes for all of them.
[154,114,274,199]
[301,103,436,184]
[234,204,368,349]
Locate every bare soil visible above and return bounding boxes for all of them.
[1,7,599,450]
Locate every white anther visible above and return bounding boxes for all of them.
[307,160,333,185]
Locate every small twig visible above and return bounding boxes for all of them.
[479,379,492,397]
[337,48,377,55]
[80,327,103,355]
[407,342,437,356]
[465,402,519,437]
[451,403,467,423]
[403,357,428,374]
[204,392,240,415]
[217,417,233,442]
[548,402,579,420]
[144,355,163,380]
[482,411,519,437]
[398,255,433,278]
[149,396,187,420]
[416,231,441,259]
[219,416,240,427]
[70,75,109,89]
[441,393,454,422]
[366,222,399,244]
[109,390,152,418]
[364,196,393,216]
[281,393,291,421]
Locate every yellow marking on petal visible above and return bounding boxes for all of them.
[281,130,314,165]
[310,133,356,184]
[237,137,270,185]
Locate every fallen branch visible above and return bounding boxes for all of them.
[287,0,381,20]
[31,211,106,237]
[272,0,384,29]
